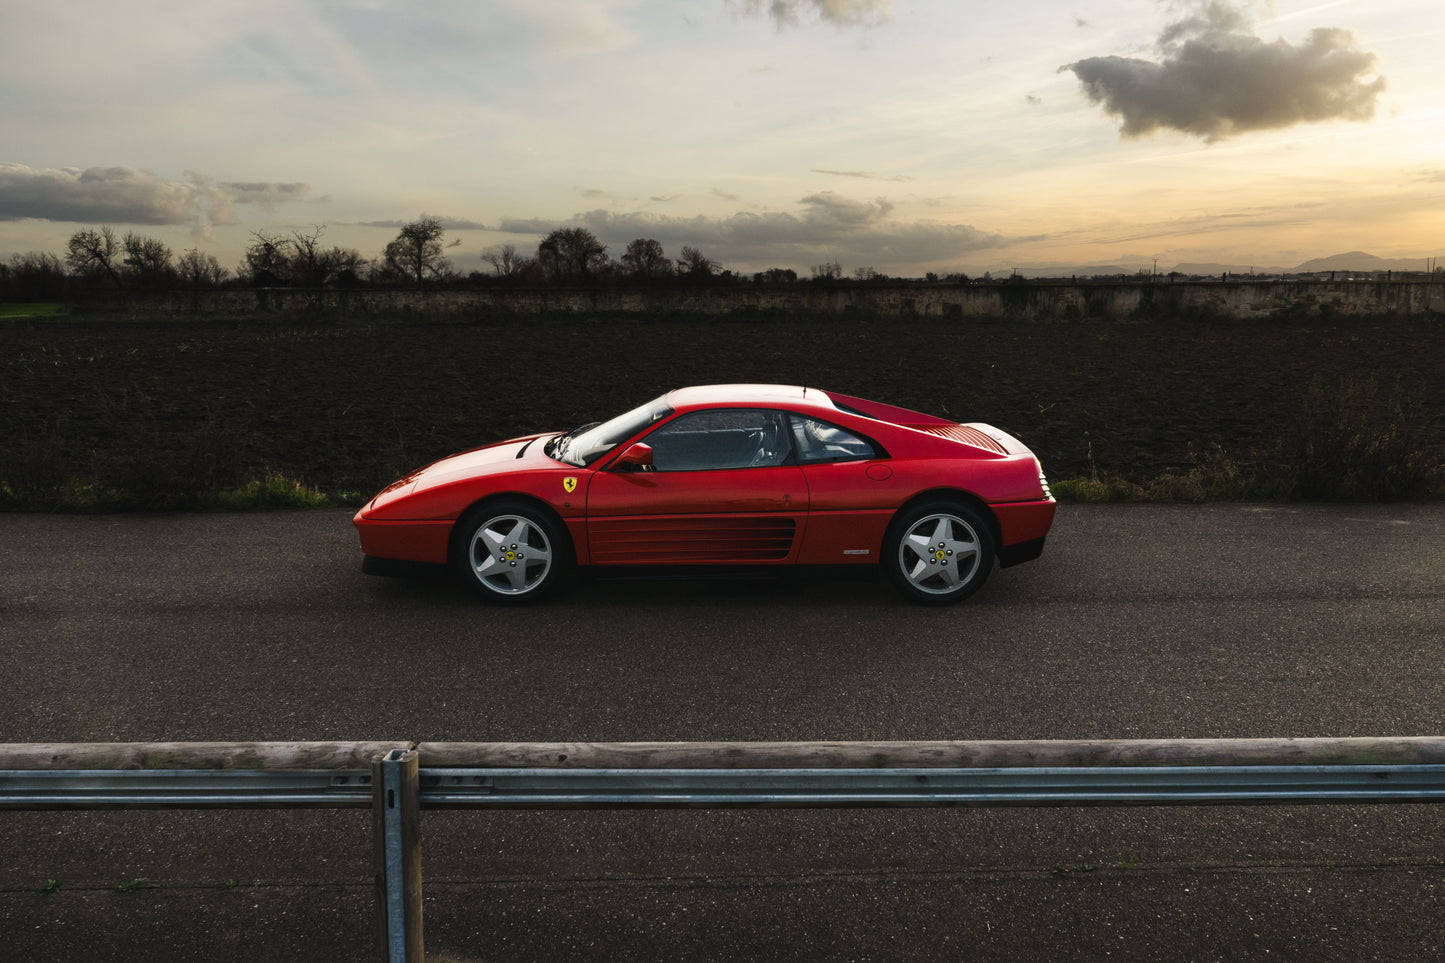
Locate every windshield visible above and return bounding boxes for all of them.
[545,394,675,467]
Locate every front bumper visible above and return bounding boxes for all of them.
[353,511,454,565]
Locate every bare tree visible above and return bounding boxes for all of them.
[177,249,229,288]
[620,238,671,279]
[66,226,123,286]
[811,260,843,281]
[677,245,718,279]
[240,230,293,286]
[121,232,175,288]
[287,226,327,286]
[383,217,451,285]
[322,246,367,286]
[285,225,365,286]
[481,243,529,278]
[753,267,798,283]
[537,227,608,283]
[4,251,67,300]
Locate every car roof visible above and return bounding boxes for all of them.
[665,384,831,412]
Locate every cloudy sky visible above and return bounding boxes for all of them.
[1,0,1439,276]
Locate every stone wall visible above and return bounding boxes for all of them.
[87,279,1445,321]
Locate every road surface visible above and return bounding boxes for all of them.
[1,504,1442,960]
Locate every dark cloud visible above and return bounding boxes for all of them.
[360,215,489,231]
[738,0,892,28]
[811,168,913,182]
[0,164,307,226]
[496,193,1018,271]
[218,181,312,207]
[1062,1,1385,141]
[798,191,892,229]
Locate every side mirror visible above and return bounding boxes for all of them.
[614,443,654,471]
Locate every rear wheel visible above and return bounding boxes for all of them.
[883,501,995,605]
[454,501,571,604]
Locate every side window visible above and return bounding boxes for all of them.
[645,409,790,472]
[789,415,877,464]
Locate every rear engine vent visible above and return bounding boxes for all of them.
[907,424,1008,453]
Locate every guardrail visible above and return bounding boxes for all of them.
[5,738,1445,962]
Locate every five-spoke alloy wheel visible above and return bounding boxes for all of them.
[883,500,996,605]
[454,500,571,604]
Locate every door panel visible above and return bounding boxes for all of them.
[587,466,808,564]
[795,460,899,564]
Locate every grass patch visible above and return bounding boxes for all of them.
[1053,443,1280,503]
[1056,374,1445,503]
[1289,374,1443,499]
[0,475,363,513]
[1051,861,1098,876]
[0,302,64,318]
[3,312,1441,511]
[204,473,356,510]
[0,478,131,513]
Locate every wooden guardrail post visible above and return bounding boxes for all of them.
[0,741,412,771]
[372,749,423,963]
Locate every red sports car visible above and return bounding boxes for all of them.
[354,384,1055,604]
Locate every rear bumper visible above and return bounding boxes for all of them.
[990,498,1056,567]
[997,536,1047,568]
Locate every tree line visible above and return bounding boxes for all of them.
[0,216,930,302]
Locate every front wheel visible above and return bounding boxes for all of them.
[454,501,572,604]
[883,501,996,605]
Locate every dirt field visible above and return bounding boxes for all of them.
[2,312,1443,507]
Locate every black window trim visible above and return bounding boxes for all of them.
[638,406,797,473]
[784,411,889,465]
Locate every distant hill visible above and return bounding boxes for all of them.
[1171,262,1286,276]
[1004,265,1142,279]
[991,251,1434,280]
[1289,252,1434,274]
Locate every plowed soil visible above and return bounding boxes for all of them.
[3,313,1443,505]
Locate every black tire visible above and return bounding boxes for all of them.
[882,500,996,605]
[452,500,572,604]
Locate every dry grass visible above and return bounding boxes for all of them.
[2,316,1441,510]
[1053,374,1444,502]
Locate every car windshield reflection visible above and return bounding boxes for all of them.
[547,395,675,467]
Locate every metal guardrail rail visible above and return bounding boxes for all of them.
[3,738,1444,962]
[7,763,1445,809]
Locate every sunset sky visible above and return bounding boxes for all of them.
[2,0,1439,277]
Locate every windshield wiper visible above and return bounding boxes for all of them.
[547,422,599,464]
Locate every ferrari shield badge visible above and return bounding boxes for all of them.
[563,476,577,494]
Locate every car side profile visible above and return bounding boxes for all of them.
[354,384,1055,604]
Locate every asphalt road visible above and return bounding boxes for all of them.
[1,504,1442,961]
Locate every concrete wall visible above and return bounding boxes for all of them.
[92,279,1445,321]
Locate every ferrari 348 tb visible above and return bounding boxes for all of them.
[354,385,1055,604]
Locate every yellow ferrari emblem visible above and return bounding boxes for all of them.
[563,477,577,493]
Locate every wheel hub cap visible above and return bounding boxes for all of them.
[900,514,980,595]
